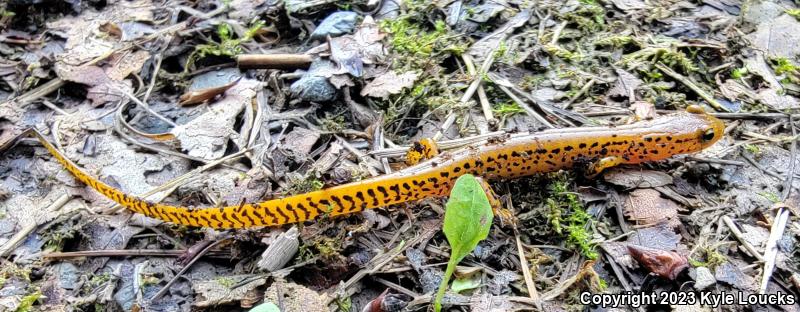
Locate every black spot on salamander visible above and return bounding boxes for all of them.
[547,154,554,159]
[590,142,599,148]
[612,134,618,138]
[600,148,608,155]
[638,142,645,147]
[655,137,662,142]
[511,151,520,157]
[650,149,658,154]
[356,191,365,202]
[533,160,539,164]
[551,148,560,154]
[645,137,653,142]
[427,177,439,183]
[402,182,411,190]
[440,171,450,178]
[454,167,462,173]
[666,136,673,141]
[463,163,471,169]
[579,143,587,149]
[475,160,483,167]
[545,160,556,166]
[486,156,495,162]
[601,142,611,148]
[498,154,509,160]
[564,146,574,151]
[487,167,496,172]
[536,148,547,154]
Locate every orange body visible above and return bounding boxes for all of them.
[28,107,724,228]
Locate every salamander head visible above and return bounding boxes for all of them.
[682,105,725,150]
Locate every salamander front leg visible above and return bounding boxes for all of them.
[587,156,623,178]
[474,177,517,227]
[405,138,440,165]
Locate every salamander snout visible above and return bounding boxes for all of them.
[685,105,725,148]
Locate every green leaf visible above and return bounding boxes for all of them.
[433,174,494,312]
[451,274,482,293]
[248,302,280,312]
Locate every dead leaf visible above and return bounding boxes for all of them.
[171,79,259,160]
[327,16,386,77]
[179,77,241,106]
[360,70,418,98]
[607,68,642,100]
[193,275,266,307]
[263,280,329,312]
[627,244,688,280]
[106,50,151,80]
[623,188,681,228]
[604,168,673,188]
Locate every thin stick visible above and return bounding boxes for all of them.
[237,54,313,69]
[515,228,541,308]
[150,238,230,302]
[43,249,229,259]
[760,208,790,293]
[654,63,730,112]
[721,216,765,261]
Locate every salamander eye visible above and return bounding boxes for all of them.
[701,128,715,141]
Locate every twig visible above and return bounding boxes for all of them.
[150,237,230,302]
[654,62,730,112]
[760,207,790,293]
[496,84,555,128]
[781,116,797,201]
[721,216,765,261]
[237,54,313,69]
[43,249,229,259]
[113,85,176,127]
[462,54,495,124]
[514,227,541,309]
[0,193,71,257]
[562,78,595,109]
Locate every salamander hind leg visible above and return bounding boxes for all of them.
[475,177,517,227]
[405,138,440,165]
[587,156,623,178]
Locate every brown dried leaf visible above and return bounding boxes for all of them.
[604,168,673,189]
[106,50,151,80]
[360,70,418,98]
[627,244,688,280]
[179,78,241,106]
[623,188,681,228]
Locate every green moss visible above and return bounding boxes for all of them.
[215,276,236,288]
[492,102,526,119]
[757,191,780,203]
[561,2,606,32]
[770,57,800,85]
[743,143,761,155]
[320,114,347,132]
[545,174,598,259]
[544,44,582,62]
[623,47,698,73]
[287,176,325,195]
[186,20,265,70]
[731,67,748,79]
[786,9,800,20]
[690,247,727,270]
[15,291,41,312]
[595,35,638,49]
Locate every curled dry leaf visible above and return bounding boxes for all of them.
[626,244,688,280]
[179,77,241,106]
[360,70,419,98]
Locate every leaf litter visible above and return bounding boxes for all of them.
[1,0,800,311]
